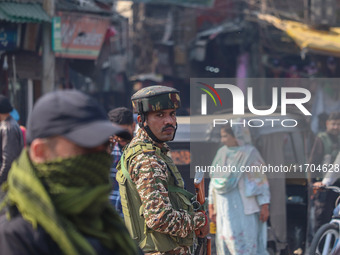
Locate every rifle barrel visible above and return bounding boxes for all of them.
[194,178,205,205]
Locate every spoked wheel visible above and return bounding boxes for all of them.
[310,223,339,255]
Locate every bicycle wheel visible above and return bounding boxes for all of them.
[310,223,339,255]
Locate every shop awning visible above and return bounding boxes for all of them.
[117,0,214,7]
[129,73,163,82]
[0,2,51,23]
[258,13,340,57]
[196,21,243,38]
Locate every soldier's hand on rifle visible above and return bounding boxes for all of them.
[208,204,216,224]
[259,203,269,222]
[313,181,325,190]
[312,181,326,196]
[196,211,210,238]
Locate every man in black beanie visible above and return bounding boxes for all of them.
[0,95,23,186]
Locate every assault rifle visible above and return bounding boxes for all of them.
[194,171,211,255]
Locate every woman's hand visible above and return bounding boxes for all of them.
[259,204,269,222]
[208,204,216,224]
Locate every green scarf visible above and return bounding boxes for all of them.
[1,149,138,255]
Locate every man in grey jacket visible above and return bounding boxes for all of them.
[0,95,23,186]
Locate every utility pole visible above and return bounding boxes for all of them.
[42,0,55,94]
[260,0,267,13]
[304,0,309,24]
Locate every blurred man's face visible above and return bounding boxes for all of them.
[113,123,135,147]
[326,119,340,136]
[120,124,135,138]
[30,136,109,163]
[145,109,176,143]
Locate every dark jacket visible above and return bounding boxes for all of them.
[0,207,119,255]
[0,116,23,185]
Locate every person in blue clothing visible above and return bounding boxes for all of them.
[108,107,136,217]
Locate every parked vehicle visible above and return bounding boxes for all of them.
[169,109,312,254]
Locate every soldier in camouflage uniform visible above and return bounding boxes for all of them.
[117,86,209,255]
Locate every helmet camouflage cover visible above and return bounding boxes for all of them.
[131,85,181,113]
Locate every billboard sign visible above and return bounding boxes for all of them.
[53,12,109,60]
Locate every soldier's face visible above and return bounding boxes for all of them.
[326,119,340,135]
[145,109,176,142]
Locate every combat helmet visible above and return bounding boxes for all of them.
[131,85,181,143]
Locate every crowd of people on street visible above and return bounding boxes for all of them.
[1,84,340,255]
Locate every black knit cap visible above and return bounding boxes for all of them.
[0,95,13,114]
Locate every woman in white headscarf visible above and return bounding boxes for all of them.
[208,121,270,255]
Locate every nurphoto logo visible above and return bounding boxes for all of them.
[193,79,313,128]
[199,83,311,116]
[197,82,223,115]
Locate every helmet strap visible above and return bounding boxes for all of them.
[170,123,177,141]
[137,102,145,128]
[144,125,165,144]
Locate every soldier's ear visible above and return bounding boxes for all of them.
[137,115,144,128]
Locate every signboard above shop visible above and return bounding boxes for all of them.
[0,23,18,51]
[52,12,110,60]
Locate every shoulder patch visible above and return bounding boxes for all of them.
[142,149,155,154]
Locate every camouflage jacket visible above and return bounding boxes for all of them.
[127,129,206,255]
